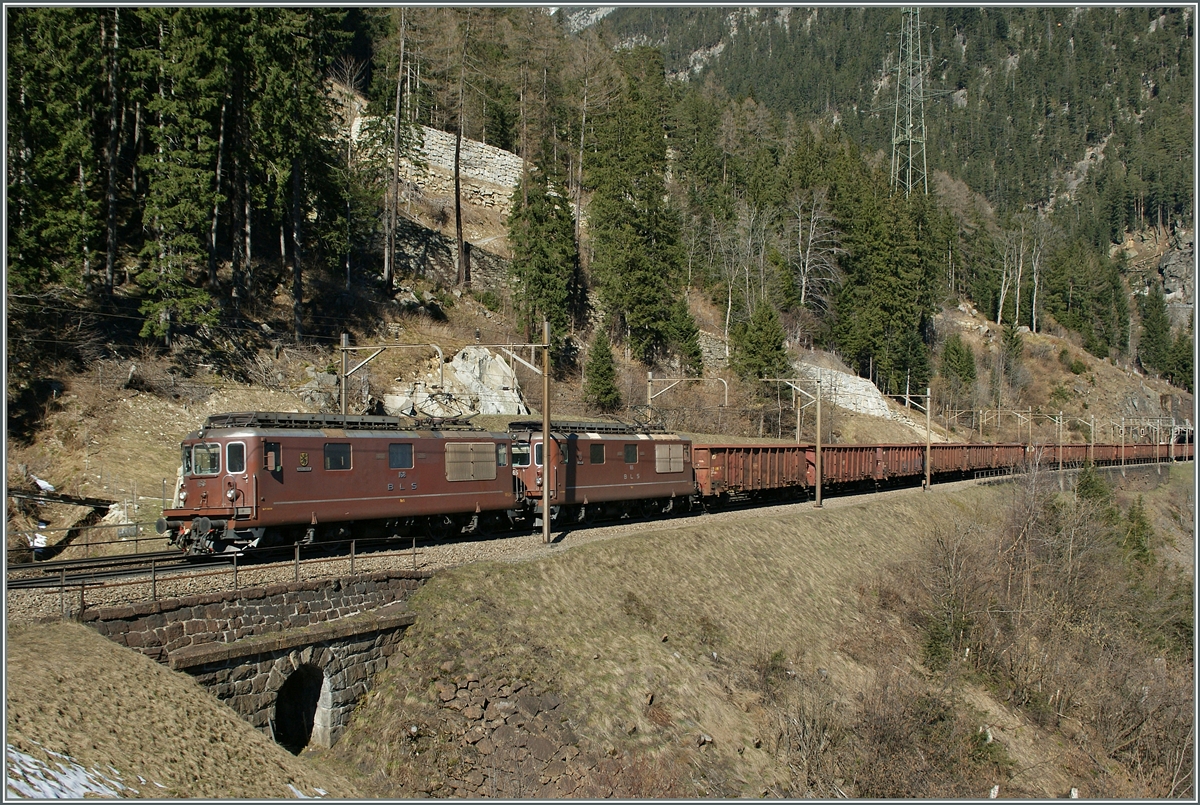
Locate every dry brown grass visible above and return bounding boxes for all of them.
[5,621,359,798]
[883,465,1196,799]
[332,482,1025,796]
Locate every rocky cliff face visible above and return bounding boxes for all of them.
[1157,228,1194,329]
[1116,226,1194,330]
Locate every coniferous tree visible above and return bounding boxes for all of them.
[7,7,105,292]
[1165,325,1193,392]
[507,167,576,352]
[940,333,977,389]
[583,330,622,412]
[665,294,703,376]
[1138,283,1171,374]
[587,47,686,364]
[135,8,229,342]
[730,302,790,382]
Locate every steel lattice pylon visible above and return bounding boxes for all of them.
[890,7,929,196]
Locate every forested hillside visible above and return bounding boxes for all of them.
[592,6,1193,229]
[6,7,1193,417]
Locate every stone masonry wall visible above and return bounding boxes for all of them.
[181,621,407,746]
[81,569,429,664]
[351,120,524,215]
[393,216,511,293]
[399,125,523,215]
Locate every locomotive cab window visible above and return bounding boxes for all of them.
[181,446,193,475]
[590,444,605,464]
[496,444,509,467]
[324,443,351,470]
[534,442,565,467]
[226,442,246,474]
[389,443,414,469]
[192,443,221,476]
[513,441,531,467]
[624,444,639,464]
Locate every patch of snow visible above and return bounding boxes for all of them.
[6,743,132,799]
[287,783,326,798]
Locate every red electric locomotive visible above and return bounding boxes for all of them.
[156,412,516,554]
[507,420,696,524]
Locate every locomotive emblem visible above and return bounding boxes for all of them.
[299,452,309,467]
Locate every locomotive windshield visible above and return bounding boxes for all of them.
[192,443,221,475]
[512,441,531,467]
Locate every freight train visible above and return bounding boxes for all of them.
[155,411,1193,555]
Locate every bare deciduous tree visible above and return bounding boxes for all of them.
[790,187,845,314]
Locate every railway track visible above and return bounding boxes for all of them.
[6,551,225,590]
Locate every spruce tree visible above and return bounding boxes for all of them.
[507,167,576,351]
[1138,283,1171,374]
[730,303,790,382]
[583,330,622,412]
[6,7,105,292]
[586,47,682,364]
[135,7,228,342]
[665,295,704,376]
[1166,326,1193,392]
[940,333,977,389]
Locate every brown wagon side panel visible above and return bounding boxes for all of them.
[691,443,810,495]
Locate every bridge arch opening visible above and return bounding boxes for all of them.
[273,664,332,754]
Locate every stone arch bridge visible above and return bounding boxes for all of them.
[82,569,427,752]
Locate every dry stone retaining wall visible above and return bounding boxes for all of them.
[393,216,511,293]
[406,667,678,799]
[406,125,524,194]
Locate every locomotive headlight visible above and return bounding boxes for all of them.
[179,490,188,503]
[226,488,237,500]
[535,474,543,486]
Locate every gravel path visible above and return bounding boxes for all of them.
[5,477,993,625]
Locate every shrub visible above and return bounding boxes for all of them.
[475,290,501,312]
[1059,347,1087,374]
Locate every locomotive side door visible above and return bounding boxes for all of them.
[535,435,566,506]
[223,440,252,519]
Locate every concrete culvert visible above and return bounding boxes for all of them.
[273,665,331,754]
